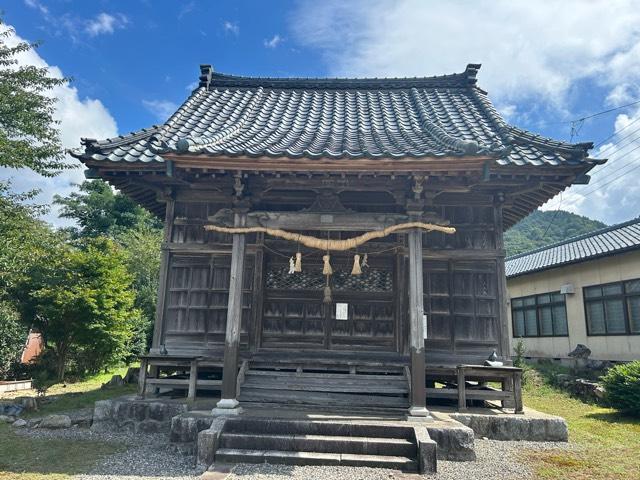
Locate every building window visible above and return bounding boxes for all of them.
[512,292,568,338]
[584,279,640,336]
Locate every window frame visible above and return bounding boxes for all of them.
[511,291,569,338]
[584,278,640,336]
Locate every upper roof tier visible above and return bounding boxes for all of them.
[74,64,601,167]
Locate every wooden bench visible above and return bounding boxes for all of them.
[138,355,224,401]
[425,364,523,414]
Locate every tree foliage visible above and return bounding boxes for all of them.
[505,210,607,257]
[10,237,139,380]
[0,21,68,175]
[54,180,161,238]
[0,302,26,379]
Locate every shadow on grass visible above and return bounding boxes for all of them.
[585,410,640,426]
[25,384,136,418]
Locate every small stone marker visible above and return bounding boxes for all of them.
[40,414,72,429]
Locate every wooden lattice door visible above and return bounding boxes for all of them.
[260,255,397,351]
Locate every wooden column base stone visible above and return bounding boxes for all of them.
[406,406,433,423]
[212,398,243,416]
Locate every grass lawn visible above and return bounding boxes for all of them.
[1,367,136,418]
[521,368,640,480]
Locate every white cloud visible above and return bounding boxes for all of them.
[85,13,129,37]
[142,99,178,121]
[291,0,640,107]
[0,25,118,227]
[24,0,49,15]
[541,110,640,224]
[223,21,239,36]
[291,0,640,224]
[264,34,283,49]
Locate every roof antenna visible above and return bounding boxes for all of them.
[199,64,214,89]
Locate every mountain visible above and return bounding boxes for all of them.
[504,210,607,257]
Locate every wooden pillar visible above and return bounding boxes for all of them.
[214,212,247,414]
[151,196,175,353]
[407,229,431,420]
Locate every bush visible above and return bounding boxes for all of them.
[601,361,640,415]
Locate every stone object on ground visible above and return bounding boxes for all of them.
[568,344,591,359]
[40,414,72,429]
[16,396,38,411]
[197,417,227,467]
[92,396,188,433]
[102,374,125,389]
[123,367,139,384]
[427,423,476,461]
[451,412,568,442]
[573,378,606,401]
[0,402,23,417]
[0,414,15,423]
[12,418,27,428]
[68,408,94,428]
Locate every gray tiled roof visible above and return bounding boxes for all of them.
[74,64,598,166]
[506,217,640,278]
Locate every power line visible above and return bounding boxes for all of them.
[593,115,640,149]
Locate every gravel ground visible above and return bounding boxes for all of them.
[16,427,575,479]
[16,427,204,480]
[223,439,575,480]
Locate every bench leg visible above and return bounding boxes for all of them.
[457,368,467,411]
[188,359,198,402]
[514,372,524,414]
[502,376,515,409]
[138,359,148,398]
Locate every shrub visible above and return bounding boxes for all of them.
[513,339,526,368]
[601,361,640,415]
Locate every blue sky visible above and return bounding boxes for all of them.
[2,0,640,226]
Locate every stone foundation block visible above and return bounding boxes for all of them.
[451,413,568,442]
[427,424,476,461]
[197,417,227,467]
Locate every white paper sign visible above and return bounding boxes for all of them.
[422,314,428,339]
[336,303,349,320]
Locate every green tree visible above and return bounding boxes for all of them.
[0,302,27,379]
[116,224,162,355]
[0,22,68,175]
[505,210,607,257]
[11,237,139,380]
[54,179,161,238]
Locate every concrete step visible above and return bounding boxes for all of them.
[222,418,415,439]
[220,432,417,457]
[215,448,418,471]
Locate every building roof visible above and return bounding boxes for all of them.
[506,217,640,278]
[74,64,599,167]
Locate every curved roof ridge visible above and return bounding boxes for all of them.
[506,216,640,261]
[199,63,481,90]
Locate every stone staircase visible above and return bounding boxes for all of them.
[238,363,410,410]
[208,417,436,473]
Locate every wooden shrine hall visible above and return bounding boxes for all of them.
[73,64,603,418]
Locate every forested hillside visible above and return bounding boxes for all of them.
[504,210,607,257]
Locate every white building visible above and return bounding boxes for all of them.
[506,218,640,362]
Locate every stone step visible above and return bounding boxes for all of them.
[220,432,416,457]
[238,388,408,408]
[242,378,408,394]
[222,418,415,439]
[215,448,418,471]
